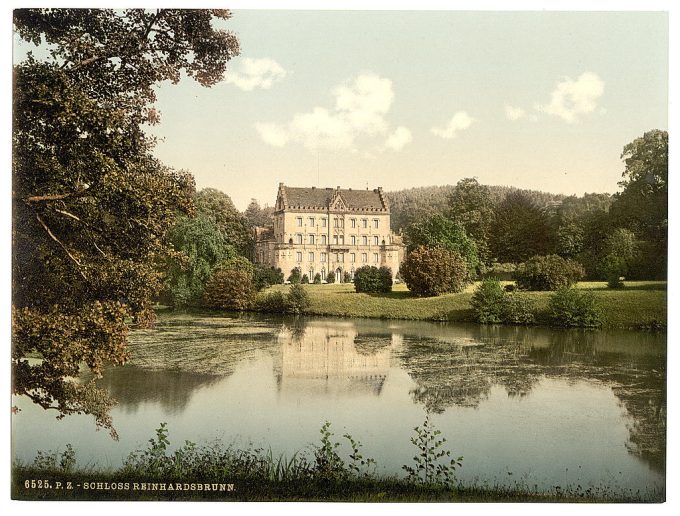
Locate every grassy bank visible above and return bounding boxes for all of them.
[261,281,666,330]
[12,422,662,503]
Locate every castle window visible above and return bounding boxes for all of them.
[309,217,315,226]
[350,235,356,245]
[362,218,368,228]
[333,235,338,245]
[362,253,367,263]
[321,218,327,227]
[334,218,339,228]
[321,252,327,262]
[321,235,327,245]
[296,234,303,244]
[296,217,303,227]
[362,236,368,246]
[373,219,379,229]
[339,235,344,245]
[373,236,379,246]
[309,234,315,244]
[338,253,344,263]
[373,253,379,263]
[351,218,356,228]
[308,252,314,262]
[296,252,302,262]
[350,253,356,262]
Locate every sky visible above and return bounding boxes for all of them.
[129,9,671,210]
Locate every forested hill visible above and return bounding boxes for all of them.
[386,184,568,232]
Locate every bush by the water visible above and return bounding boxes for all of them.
[353,266,393,294]
[470,278,535,325]
[401,246,470,297]
[514,255,585,291]
[470,278,505,323]
[202,268,256,310]
[548,287,602,327]
[286,284,311,314]
[254,290,287,312]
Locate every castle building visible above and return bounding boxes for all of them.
[253,183,405,282]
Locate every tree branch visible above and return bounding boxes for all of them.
[36,213,88,280]
[24,185,90,203]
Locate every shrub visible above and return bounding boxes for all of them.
[514,254,585,291]
[470,278,505,323]
[548,287,602,327]
[600,254,626,289]
[401,246,470,297]
[253,265,284,291]
[286,284,310,314]
[326,271,336,284]
[501,294,536,324]
[313,273,322,284]
[288,267,302,284]
[301,274,309,284]
[254,290,287,313]
[354,266,393,294]
[343,271,352,283]
[202,268,256,310]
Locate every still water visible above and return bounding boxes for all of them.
[12,312,666,495]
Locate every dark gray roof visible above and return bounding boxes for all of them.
[280,185,387,211]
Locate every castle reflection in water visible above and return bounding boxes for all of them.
[272,321,400,398]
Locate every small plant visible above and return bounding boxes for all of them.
[343,433,376,478]
[343,271,353,283]
[288,267,302,284]
[31,444,77,473]
[254,290,287,312]
[326,270,336,284]
[501,294,536,324]
[313,421,346,480]
[313,273,322,284]
[286,283,310,314]
[353,265,393,294]
[301,274,310,284]
[470,278,505,323]
[402,415,463,487]
[549,287,602,327]
[202,268,256,310]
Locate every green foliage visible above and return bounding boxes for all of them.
[343,271,353,283]
[165,214,235,307]
[470,279,536,325]
[313,421,346,480]
[354,266,393,294]
[405,214,479,275]
[288,267,302,284]
[448,178,495,263]
[490,190,554,263]
[32,444,76,474]
[12,8,240,429]
[253,265,284,291]
[326,270,336,284]
[556,222,585,257]
[301,274,310,284]
[202,268,256,310]
[401,246,470,297]
[470,278,505,323]
[548,288,602,327]
[313,273,322,284]
[254,290,287,313]
[286,284,310,314]
[402,415,463,487]
[515,255,585,291]
[195,188,252,256]
[243,198,274,228]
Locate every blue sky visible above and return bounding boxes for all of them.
[11,9,669,210]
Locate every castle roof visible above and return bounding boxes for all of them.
[278,184,388,212]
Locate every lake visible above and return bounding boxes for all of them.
[12,312,666,497]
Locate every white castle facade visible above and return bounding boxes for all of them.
[253,183,405,282]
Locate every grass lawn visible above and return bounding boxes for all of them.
[263,281,666,329]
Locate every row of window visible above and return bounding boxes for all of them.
[296,252,380,264]
[292,234,385,246]
[296,217,379,229]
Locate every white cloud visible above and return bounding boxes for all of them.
[431,111,475,139]
[384,126,413,151]
[226,57,286,91]
[505,105,526,121]
[255,73,409,151]
[537,72,605,123]
[255,123,289,147]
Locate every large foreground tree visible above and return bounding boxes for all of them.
[12,9,239,437]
